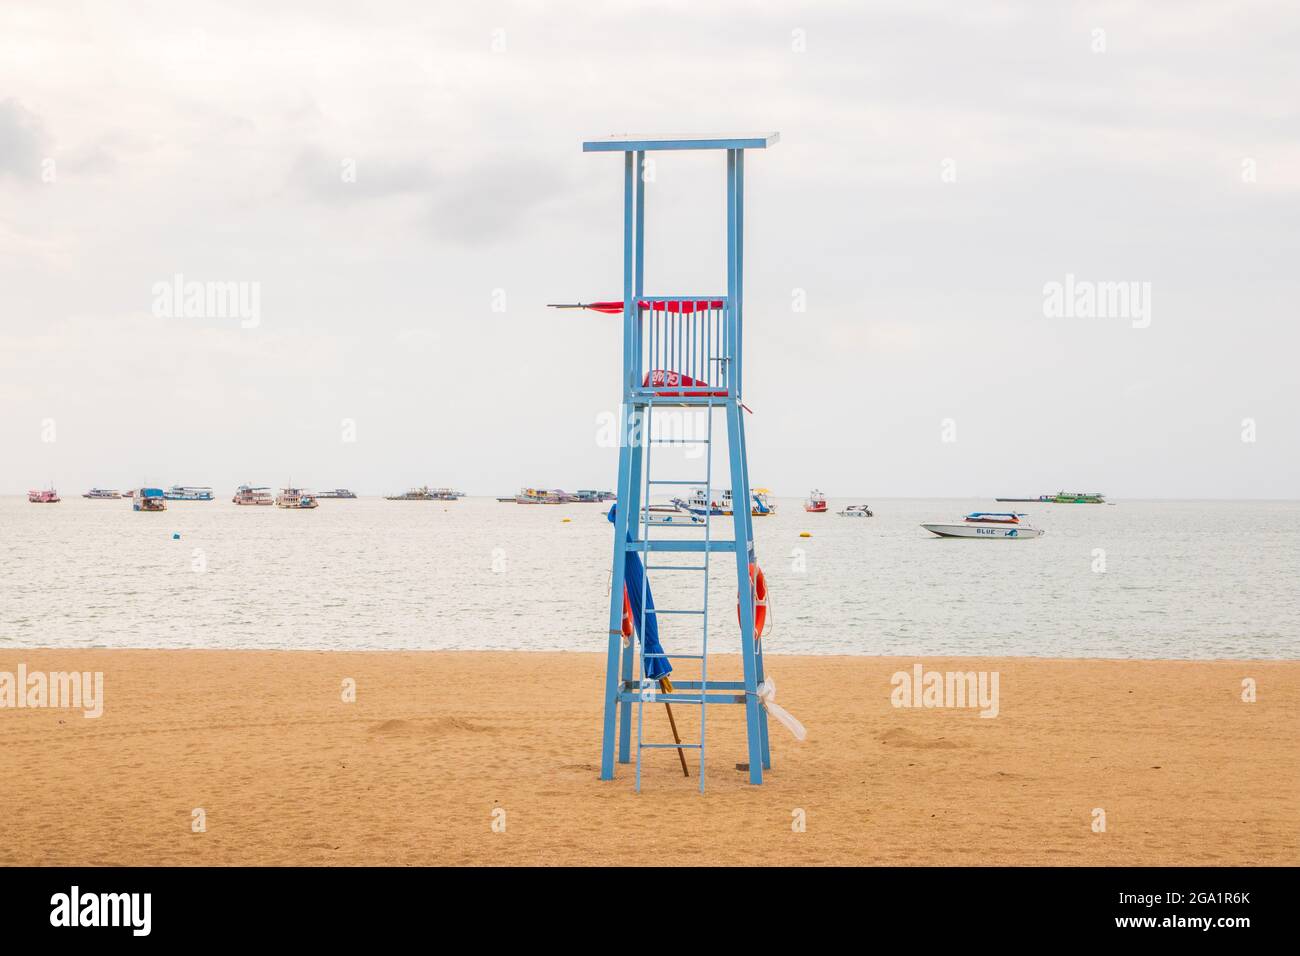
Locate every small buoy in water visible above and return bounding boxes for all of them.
[799,531,811,538]
[562,518,572,523]
[172,533,181,540]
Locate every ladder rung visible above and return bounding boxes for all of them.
[626,540,736,553]
[645,609,704,616]
[645,565,708,571]
[648,439,710,445]
[640,743,703,751]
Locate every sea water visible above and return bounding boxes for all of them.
[1,496,1296,659]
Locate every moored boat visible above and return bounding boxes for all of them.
[838,504,873,517]
[315,489,357,499]
[749,488,776,516]
[83,488,122,499]
[276,487,318,509]
[673,488,727,516]
[641,506,706,526]
[28,488,60,503]
[164,486,214,501]
[233,485,275,505]
[995,491,1105,504]
[132,487,167,512]
[515,487,573,504]
[805,490,828,513]
[921,512,1043,538]
[386,486,438,501]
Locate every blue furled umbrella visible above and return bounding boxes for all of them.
[607,505,672,679]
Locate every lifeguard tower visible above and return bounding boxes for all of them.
[572,133,782,791]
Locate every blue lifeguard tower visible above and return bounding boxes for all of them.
[575,133,779,791]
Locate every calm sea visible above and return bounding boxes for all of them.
[1,496,1296,659]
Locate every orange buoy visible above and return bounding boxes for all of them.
[621,587,634,639]
[737,563,768,638]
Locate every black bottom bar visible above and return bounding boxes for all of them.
[0,866,1287,942]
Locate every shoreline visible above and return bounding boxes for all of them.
[1,649,1295,866]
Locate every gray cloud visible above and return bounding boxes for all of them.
[0,99,49,181]
[1,2,1298,497]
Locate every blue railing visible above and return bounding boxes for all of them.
[633,297,731,401]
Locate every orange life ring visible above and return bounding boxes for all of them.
[621,588,634,638]
[737,563,768,637]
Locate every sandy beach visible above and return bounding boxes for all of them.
[1,650,1295,866]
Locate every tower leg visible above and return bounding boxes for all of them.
[617,406,645,764]
[734,413,772,772]
[727,401,764,785]
[601,405,637,780]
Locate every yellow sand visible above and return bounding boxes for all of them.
[0,650,1294,865]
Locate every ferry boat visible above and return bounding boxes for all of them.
[838,504,873,517]
[805,490,828,513]
[276,487,318,509]
[921,512,1043,539]
[576,489,617,503]
[515,488,573,504]
[1047,491,1104,504]
[748,488,776,516]
[83,488,122,499]
[996,491,1105,504]
[429,488,463,500]
[675,488,774,517]
[164,486,214,501]
[673,489,726,516]
[132,488,166,512]
[315,489,358,499]
[28,488,60,503]
[233,485,274,506]
[386,486,438,501]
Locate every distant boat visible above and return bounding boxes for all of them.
[276,487,318,509]
[838,504,873,517]
[164,486,214,501]
[28,488,60,503]
[576,489,617,502]
[641,507,705,526]
[673,488,726,516]
[133,488,166,512]
[83,488,122,499]
[428,488,463,500]
[315,489,358,499]
[922,512,1043,538]
[672,487,772,517]
[515,487,574,504]
[386,486,438,501]
[233,485,274,506]
[496,496,516,503]
[805,490,828,513]
[996,491,1105,504]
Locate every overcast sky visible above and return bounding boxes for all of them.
[3,1,1298,498]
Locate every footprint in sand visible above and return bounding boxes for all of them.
[369,717,492,737]
[879,727,963,749]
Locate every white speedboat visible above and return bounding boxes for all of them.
[642,507,705,526]
[838,504,872,517]
[921,512,1044,539]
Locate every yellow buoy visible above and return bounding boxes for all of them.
[562,518,571,523]
[799,531,811,537]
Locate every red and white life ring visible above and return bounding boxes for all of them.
[737,563,768,639]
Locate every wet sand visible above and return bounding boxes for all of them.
[0,650,1295,865]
